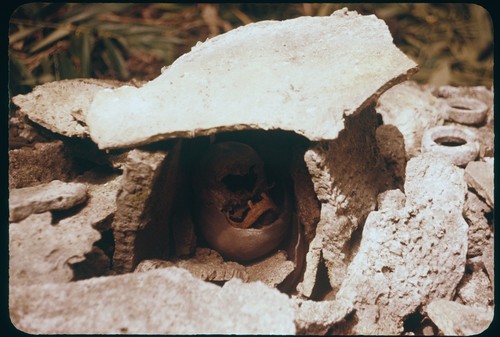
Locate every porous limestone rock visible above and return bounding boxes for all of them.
[9,140,78,189]
[9,116,47,147]
[9,212,101,286]
[376,81,446,157]
[73,169,121,231]
[289,144,321,244]
[9,180,88,222]
[112,143,181,273]
[465,161,494,208]
[377,189,406,211]
[375,124,407,190]
[136,248,294,288]
[456,267,493,306]
[11,78,140,138]
[334,154,468,335]
[463,190,492,257]
[67,170,122,279]
[292,298,353,335]
[9,267,296,334]
[87,9,417,149]
[425,299,494,336]
[298,105,394,298]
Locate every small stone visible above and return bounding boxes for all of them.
[465,161,494,208]
[456,268,493,306]
[246,250,295,287]
[9,180,88,222]
[377,189,406,210]
[292,298,353,335]
[425,299,493,335]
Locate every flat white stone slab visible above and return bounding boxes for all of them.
[87,9,417,149]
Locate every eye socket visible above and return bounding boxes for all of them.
[222,165,257,193]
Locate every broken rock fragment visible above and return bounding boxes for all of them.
[335,154,468,335]
[87,9,417,149]
[9,180,88,222]
[9,140,78,189]
[10,267,296,334]
[9,212,101,286]
[465,160,494,208]
[136,248,295,288]
[463,190,492,257]
[376,81,446,157]
[11,78,139,138]
[292,298,353,335]
[298,106,395,298]
[425,299,493,335]
[112,143,181,273]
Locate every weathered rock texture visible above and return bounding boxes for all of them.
[9,212,101,286]
[112,143,181,273]
[87,9,417,149]
[9,180,88,222]
[293,298,353,335]
[136,248,294,288]
[11,78,137,138]
[465,160,494,208]
[298,105,394,298]
[290,144,321,244]
[456,266,493,306]
[334,154,468,335]
[425,299,494,335]
[9,140,78,189]
[67,170,122,279]
[463,190,493,257]
[376,81,446,157]
[375,124,407,190]
[10,267,296,334]
[73,170,121,231]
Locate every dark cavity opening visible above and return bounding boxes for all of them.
[222,165,257,193]
[435,136,467,147]
[451,103,473,111]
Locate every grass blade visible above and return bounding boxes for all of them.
[30,27,72,53]
[103,37,129,80]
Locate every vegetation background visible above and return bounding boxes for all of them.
[9,3,493,98]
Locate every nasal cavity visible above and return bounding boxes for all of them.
[222,166,257,192]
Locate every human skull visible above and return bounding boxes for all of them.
[193,141,290,261]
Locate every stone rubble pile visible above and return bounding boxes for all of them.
[8,8,493,335]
